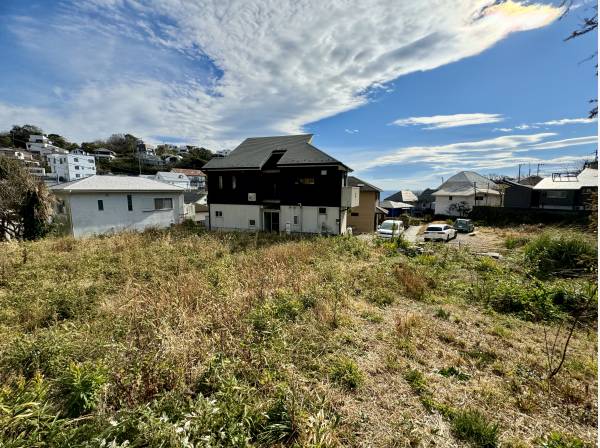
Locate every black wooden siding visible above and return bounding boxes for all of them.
[207,167,346,207]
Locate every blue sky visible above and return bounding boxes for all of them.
[0,0,597,190]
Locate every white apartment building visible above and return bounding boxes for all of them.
[47,152,97,182]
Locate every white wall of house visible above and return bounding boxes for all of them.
[434,193,501,216]
[209,203,345,234]
[57,191,184,237]
[48,153,96,182]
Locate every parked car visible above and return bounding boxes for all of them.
[377,220,404,239]
[453,218,474,233]
[423,224,457,242]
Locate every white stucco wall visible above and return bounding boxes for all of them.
[434,193,501,216]
[210,204,344,234]
[59,191,184,237]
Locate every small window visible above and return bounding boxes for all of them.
[293,215,298,225]
[75,165,80,170]
[321,170,327,175]
[299,177,315,185]
[232,175,237,189]
[218,175,223,189]
[249,219,256,226]
[97,199,104,211]
[215,211,223,217]
[76,174,80,178]
[154,198,173,210]
[127,194,133,211]
[448,196,453,201]
[547,191,568,199]
[351,212,359,216]
[319,207,327,215]
[475,195,484,201]
[74,157,79,162]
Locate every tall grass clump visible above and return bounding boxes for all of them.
[450,409,499,448]
[523,232,597,278]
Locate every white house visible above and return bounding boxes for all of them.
[433,171,501,216]
[50,175,185,238]
[47,152,97,182]
[26,135,68,158]
[94,148,117,161]
[155,171,191,189]
[171,168,206,190]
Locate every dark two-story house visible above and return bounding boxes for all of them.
[201,134,359,234]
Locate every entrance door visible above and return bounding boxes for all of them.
[263,210,280,232]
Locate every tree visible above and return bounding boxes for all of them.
[0,157,54,240]
[106,134,138,155]
[0,132,12,148]
[9,124,44,149]
[47,133,78,151]
[175,147,213,169]
[565,3,598,118]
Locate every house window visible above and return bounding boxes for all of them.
[249,219,256,226]
[154,198,173,210]
[215,211,223,217]
[547,191,568,199]
[74,158,79,162]
[321,170,327,175]
[218,175,223,189]
[319,207,327,215]
[351,212,359,216]
[475,195,484,201]
[127,194,133,211]
[293,215,298,225]
[299,177,315,185]
[75,165,80,170]
[76,174,80,178]
[232,175,237,189]
[448,196,453,201]
[97,199,104,211]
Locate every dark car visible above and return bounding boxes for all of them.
[453,218,474,233]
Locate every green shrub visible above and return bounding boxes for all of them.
[58,362,107,417]
[404,369,428,395]
[435,308,451,320]
[330,357,363,390]
[438,366,470,381]
[366,288,396,307]
[524,233,597,278]
[451,409,499,448]
[539,432,593,448]
[505,235,530,249]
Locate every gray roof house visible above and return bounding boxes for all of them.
[433,171,501,216]
[51,175,185,237]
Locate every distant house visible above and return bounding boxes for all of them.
[47,152,97,182]
[383,190,418,204]
[184,191,209,223]
[533,168,597,210]
[346,176,387,233]
[379,200,414,217]
[202,134,359,234]
[433,171,501,216]
[416,188,437,214]
[172,168,207,190]
[94,148,117,161]
[155,171,191,190]
[25,135,68,158]
[50,175,185,237]
[162,154,183,164]
[501,179,536,208]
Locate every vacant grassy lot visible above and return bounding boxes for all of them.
[0,225,597,447]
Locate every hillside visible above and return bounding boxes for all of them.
[0,226,597,447]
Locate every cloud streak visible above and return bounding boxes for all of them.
[391,113,504,129]
[0,0,562,146]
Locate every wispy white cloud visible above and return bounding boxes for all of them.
[391,113,504,129]
[350,133,596,172]
[344,129,359,134]
[0,0,563,146]
[494,117,596,132]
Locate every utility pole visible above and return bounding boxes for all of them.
[517,164,521,182]
[536,163,541,176]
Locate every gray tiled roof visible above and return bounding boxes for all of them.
[433,171,500,196]
[347,176,382,192]
[384,190,418,202]
[202,134,349,170]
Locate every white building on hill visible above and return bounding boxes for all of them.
[25,135,68,158]
[155,171,191,189]
[433,171,501,216]
[47,152,97,182]
[50,175,185,238]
